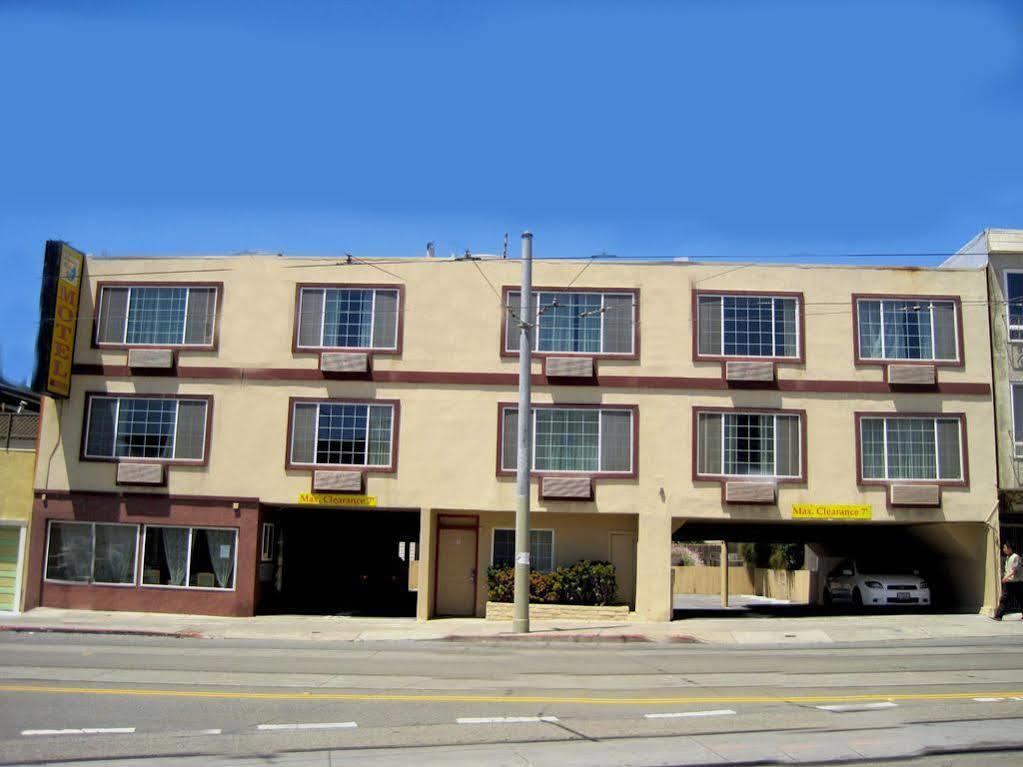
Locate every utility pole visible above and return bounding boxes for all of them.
[513,231,533,633]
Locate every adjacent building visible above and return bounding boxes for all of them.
[1,382,41,614]
[25,249,1001,620]
[944,229,1023,564]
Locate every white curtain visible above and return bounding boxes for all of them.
[205,529,236,589]
[61,524,93,582]
[162,528,190,586]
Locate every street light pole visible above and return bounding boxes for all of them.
[513,231,533,634]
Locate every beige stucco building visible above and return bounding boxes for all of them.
[26,250,1002,620]
[1,384,41,614]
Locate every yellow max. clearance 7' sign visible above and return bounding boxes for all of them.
[297,493,378,507]
[792,504,872,521]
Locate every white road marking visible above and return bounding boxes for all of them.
[456,716,559,724]
[22,728,136,736]
[645,709,736,719]
[816,702,898,712]
[256,722,357,731]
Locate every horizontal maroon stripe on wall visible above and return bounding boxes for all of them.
[69,364,992,396]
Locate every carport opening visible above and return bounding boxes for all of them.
[264,509,420,617]
[671,521,984,618]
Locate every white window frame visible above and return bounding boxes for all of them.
[504,290,636,356]
[97,285,218,347]
[83,396,208,463]
[856,298,960,362]
[1011,384,1023,459]
[42,520,140,587]
[288,401,396,468]
[491,527,555,573]
[697,410,803,480]
[501,405,634,475]
[1004,270,1023,343]
[260,523,275,563]
[296,287,399,351]
[859,416,964,482]
[698,293,801,360]
[140,525,239,592]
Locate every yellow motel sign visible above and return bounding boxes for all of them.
[297,493,378,508]
[45,243,85,398]
[792,504,872,521]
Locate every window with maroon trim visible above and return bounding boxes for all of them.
[95,285,217,347]
[859,416,963,482]
[696,293,800,359]
[855,298,959,362]
[504,290,635,355]
[296,286,399,350]
[696,410,802,479]
[289,401,395,468]
[499,405,633,474]
[84,395,209,462]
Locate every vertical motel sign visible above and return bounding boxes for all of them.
[32,241,84,398]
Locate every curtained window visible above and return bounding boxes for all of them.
[289,401,394,467]
[84,396,208,462]
[860,416,962,481]
[44,522,138,585]
[500,406,633,473]
[142,526,237,590]
[492,529,554,572]
[696,294,799,358]
[96,285,216,346]
[505,290,635,354]
[696,411,802,478]
[857,298,958,361]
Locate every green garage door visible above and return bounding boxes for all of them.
[0,527,21,612]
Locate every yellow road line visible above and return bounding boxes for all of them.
[0,684,1021,707]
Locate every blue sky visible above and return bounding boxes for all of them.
[1,0,1021,383]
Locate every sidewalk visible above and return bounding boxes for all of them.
[3,607,1021,644]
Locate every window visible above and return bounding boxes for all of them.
[860,416,963,481]
[696,293,799,359]
[95,284,217,346]
[492,528,554,572]
[505,290,635,355]
[1013,385,1023,458]
[1006,272,1023,342]
[142,526,237,589]
[696,411,802,478]
[44,521,138,585]
[289,400,395,468]
[296,286,400,350]
[84,396,209,462]
[856,298,959,361]
[499,406,633,474]
[260,523,275,563]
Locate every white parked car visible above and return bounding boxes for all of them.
[824,559,931,608]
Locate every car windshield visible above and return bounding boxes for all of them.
[857,561,919,576]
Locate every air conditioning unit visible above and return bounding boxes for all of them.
[889,483,940,506]
[545,356,595,378]
[127,349,175,369]
[887,364,936,385]
[725,360,774,382]
[540,476,593,500]
[724,481,776,504]
[320,352,369,373]
[313,470,363,493]
[116,462,164,485]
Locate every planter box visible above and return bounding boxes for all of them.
[485,601,629,621]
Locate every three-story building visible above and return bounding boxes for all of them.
[25,248,1001,620]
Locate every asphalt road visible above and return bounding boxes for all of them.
[1,632,1022,766]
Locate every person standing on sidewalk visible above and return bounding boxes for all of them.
[993,541,1023,620]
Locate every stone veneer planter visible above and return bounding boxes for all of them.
[485,601,630,621]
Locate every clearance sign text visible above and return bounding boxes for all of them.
[297,493,378,508]
[46,244,84,398]
[792,504,872,521]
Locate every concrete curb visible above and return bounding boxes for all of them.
[0,625,202,640]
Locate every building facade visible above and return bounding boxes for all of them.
[1,382,41,614]
[26,251,1001,620]
[944,229,1023,570]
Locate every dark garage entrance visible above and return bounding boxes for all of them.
[267,508,420,616]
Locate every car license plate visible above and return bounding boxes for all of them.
[897,591,910,601]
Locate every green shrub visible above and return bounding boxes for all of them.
[768,543,804,571]
[486,560,618,605]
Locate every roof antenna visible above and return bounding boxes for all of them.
[426,242,435,259]
[345,252,353,264]
[502,233,508,259]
